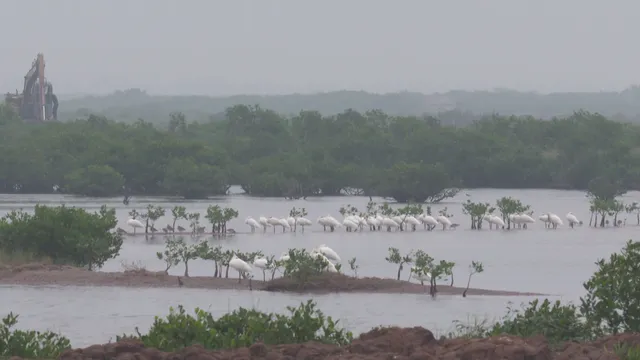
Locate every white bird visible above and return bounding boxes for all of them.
[296,217,312,232]
[381,217,400,231]
[253,257,268,281]
[345,215,359,223]
[317,216,331,231]
[245,217,261,233]
[258,216,270,232]
[566,212,582,228]
[266,217,281,233]
[278,218,291,232]
[310,250,337,272]
[436,215,452,230]
[366,216,380,231]
[229,254,252,283]
[325,261,338,272]
[356,216,367,229]
[519,213,536,224]
[548,213,563,229]
[127,218,144,234]
[484,214,504,230]
[279,252,290,262]
[287,216,296,229]
[487,215,505,229]
[324,216,341,230]
[420,214,438,231]
[405,216,421,231]
[510,214,530,229]
[539,214,550,228]
[316,244,341,262]
[392,216,405,226]
[342,219,359,232]
[410,267,432,284]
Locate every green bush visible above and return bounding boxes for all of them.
[488,299,592,345]
[281,249,332,283]
[614,343,640,360]
[0,204,123,269]
[451,240,640,344]
[118,300,352,351]
[581,240,640,334]
[0,313,71,358]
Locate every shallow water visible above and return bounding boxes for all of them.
[0,189,637,347]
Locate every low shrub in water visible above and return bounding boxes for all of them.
[118,299,353,352]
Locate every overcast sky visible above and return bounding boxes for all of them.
[1,0,638,96]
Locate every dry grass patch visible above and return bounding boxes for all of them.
[0,250,52,266]
[120,260,147,272]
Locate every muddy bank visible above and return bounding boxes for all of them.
[56,327,640,360]
[0,264,543,296]
[262,272,543,296]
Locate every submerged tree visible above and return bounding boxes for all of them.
[462,200,494,230]
[625,202,640,226]
[170,206,188,233]
[140,204,165,234]
[586,176,627,228]
[396,203,423,231]
[288,207,308,232]
[496,197,530,230]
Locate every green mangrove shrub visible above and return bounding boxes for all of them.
[118,300,352,352]
[0,312,71,358]
[451,240,640,344]
[281,249,334,283]
[0,204,123,269]
[488,299,593,345]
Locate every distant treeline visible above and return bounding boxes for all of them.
[58,87,640,124]
[0,103,637,201]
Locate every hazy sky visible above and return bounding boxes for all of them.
[1,0,638,96]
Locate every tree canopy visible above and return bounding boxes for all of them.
[1,103,639,201]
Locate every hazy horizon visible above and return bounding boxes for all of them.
[55,85,640,99]
[3,0,639,96]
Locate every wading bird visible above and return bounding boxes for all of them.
[229,255,252,283]
[127,218,144,234]
[253,257,268,281]
[566,212,582,228]
[315,244,341,262]
[245,217,261,233]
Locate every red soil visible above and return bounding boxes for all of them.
[261,272,543,295]
[55,327,640,360]
[0,264,542,296]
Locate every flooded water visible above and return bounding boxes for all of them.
[0,189,637,347]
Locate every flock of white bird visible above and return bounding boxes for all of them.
[123,211,583,235]
[243,211,582,233]
[230,244,434,284]
[229,244,341,281]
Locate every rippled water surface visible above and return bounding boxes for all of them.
[1,189,637,347]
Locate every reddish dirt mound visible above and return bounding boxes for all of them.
[262,272,543,295]
[55,327,640,360]
[0,264,541,295]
